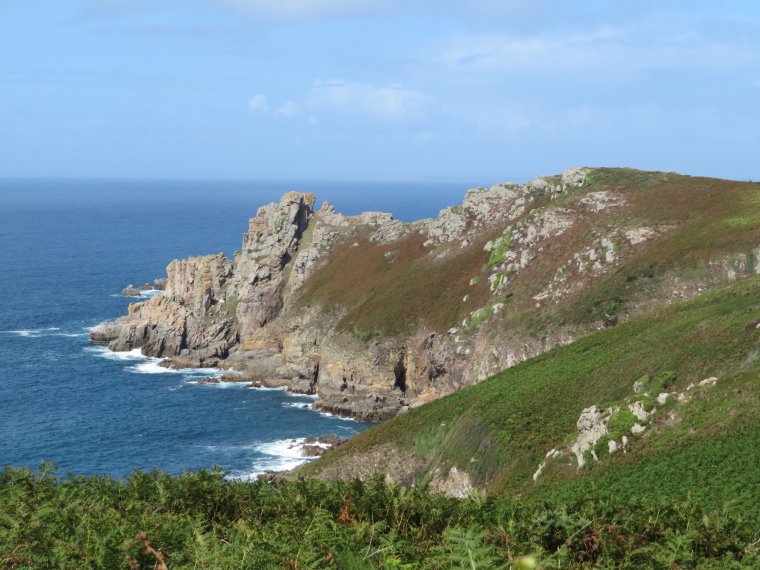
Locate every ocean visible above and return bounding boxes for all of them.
[0,178,477,478]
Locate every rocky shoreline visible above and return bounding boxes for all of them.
[91,168,755,422]
[257,434,347,481]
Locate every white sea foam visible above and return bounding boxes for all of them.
[224,438,330,480]
[107,289,162,299]
[257,438,311,459]
[282,391,318,399]
[2,327,61,337]
[315,409,358,422]
[84,345,224,377]
[246,385,288,392]
[230,437,314,479]
[140,289,163,297]
[128,361,224,376]
[282,402,314,409]
[127,360,175,374]
[85,346,146,361]
[190,379,247,389]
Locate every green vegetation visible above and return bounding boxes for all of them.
[298,168,760,346]
[592,407,638,459]
[465,293,513,330]
[2,464,759,568]
[562,169,760,327]
[486,230,512,269]
[304,275,760,503]
[4,169,760,567]
[220,296,242,319]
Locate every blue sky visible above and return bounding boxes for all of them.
[1,0,759,181]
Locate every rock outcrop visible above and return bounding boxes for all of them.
[532,375,723,481]
[121,284,141,297]
[92,168,760,422]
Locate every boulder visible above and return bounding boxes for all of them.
[121,284,141,297]
[196,376,220,384]
[301,445,326,457]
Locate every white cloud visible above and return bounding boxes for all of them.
[248,94,269,112]
[309,79,435,120]
[431,19,760,76]
[432,27,625,71]
[276,101,299,117]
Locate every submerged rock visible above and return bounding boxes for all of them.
[196,376,220,384]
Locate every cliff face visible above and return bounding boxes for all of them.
[91,168,760,421]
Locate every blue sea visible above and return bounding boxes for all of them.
[0,178,479,478]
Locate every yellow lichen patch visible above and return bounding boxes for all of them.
[303,193,316,208]
[282,336,314,359]
[248,217,268,233]
[240,331,282,352]
[243,339,282,352]
[281,191,302,204]
[414,388,438,404]
[259,256,280,268]
[323,362,347,375]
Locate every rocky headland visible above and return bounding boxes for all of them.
[91,168,760,422]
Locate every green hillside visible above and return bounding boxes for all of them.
[299,169,760,338]
[4,170,760,568]
[303,273,760,509]
[4,276,759,568]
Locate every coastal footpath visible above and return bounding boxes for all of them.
[91,168,760,421]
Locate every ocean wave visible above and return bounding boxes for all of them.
[84,346,146,361]
[127,361,224,376]
[290,392,319,400]
[225,438,324,479]
[282,402,314,409]
[245,384,288,392]
[1,327,61,338]
[140,289,163,297]
[127,360,180,374]
[276,398,358,422]
[84,345,226,379]
[108,289,163,299]
[187,378,247,388]
[314,409,358,422]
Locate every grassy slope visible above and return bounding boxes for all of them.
[303,274,760,508]
[298,169,760,338]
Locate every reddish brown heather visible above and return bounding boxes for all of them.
[299,230,496,336]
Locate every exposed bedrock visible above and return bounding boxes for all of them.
[91,168,760,421]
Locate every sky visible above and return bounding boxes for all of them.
[1,0,759,182]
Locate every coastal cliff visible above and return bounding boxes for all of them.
[91,168,760,421]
